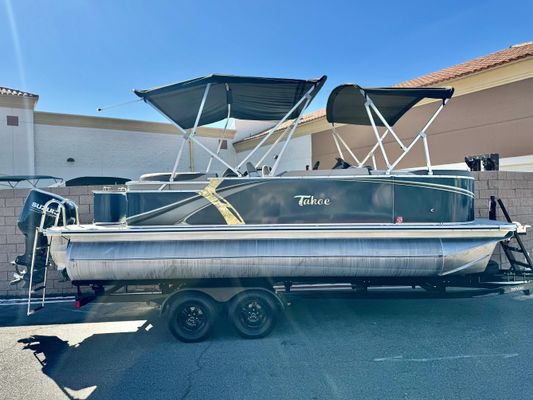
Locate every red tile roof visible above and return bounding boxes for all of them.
[0,86,38,98]
[396,42,533,88]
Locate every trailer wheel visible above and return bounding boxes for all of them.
[166,292,217,343]
[228,290,279,339]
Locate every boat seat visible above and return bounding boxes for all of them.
[332,157,352,170]
[246,162,261,177]
[261,165,272,176]
[222,168,239,177]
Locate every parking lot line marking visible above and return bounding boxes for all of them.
[374,353,519,362]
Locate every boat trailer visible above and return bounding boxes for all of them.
[15,196,533,342]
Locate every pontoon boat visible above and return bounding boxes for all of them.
[14,74,515,286]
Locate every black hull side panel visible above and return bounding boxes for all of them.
[119,176,474,226]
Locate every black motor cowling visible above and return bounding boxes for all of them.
[13,189,77,285]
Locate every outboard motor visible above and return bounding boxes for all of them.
[12,189,77,286]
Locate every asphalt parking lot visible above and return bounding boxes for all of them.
[0,289,532,400]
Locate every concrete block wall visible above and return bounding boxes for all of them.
[472,171,533,270]
[0,171,532,298]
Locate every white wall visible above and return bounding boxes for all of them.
[0,105,35,175]
[233,120,275,141]
[236,135,312,174]
[33,124,235,181]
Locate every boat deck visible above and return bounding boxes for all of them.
[45,219,516,241]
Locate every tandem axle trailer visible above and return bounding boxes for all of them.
[16,197,533,343]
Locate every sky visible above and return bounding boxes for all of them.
[1,0,532,123]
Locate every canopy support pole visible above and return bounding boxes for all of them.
[170,83,211,180]
[358,128,388,167]
[236,85,317,171]
[188,135,240,175]
[171,138,189,179]
[331,128,344,159]
[144,83,241,178]
[331,125,360,165]
[367,100,406,151]
[206,102,231,173]
[387,100,447,174]
[270,95,312,176]
[254,123,293,169]
[364,99,391,171]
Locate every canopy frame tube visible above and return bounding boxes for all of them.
[171,83,211,181]
[350,88,449,174]
[144,84,242,178]
[386,100,448,174]
[254,122,293,169]
[331,128,344,159]
[206,84,232,173]
[236,85,317,171]
[270,95,312,175]
[331,125,361,165]
[364,99,391,170]
[144,80,319,180]
[358,127,388,167]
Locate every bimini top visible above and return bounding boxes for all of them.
[134,74,327,130]
[0,175,63,189]
[326,85,454,127]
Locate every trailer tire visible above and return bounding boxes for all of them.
[166,292,217,343]
[228,290,279,339]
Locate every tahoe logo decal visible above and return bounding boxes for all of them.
[294,195,331,207]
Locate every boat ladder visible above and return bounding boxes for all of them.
[491,197,533,272]
[490,197,533,295]
[26,199,78,316]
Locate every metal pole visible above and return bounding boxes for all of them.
[332,125,360,164]
[206,103,231,173]
[359,129,388,167]
[387,135,422,172]
[236,85,316,170]
[26,229,39,316]
[171,138,188,180]
[147,97,240,176]
[271,96,312,176]
[254,123,292,169]
[364,101,391,170]
[171,83,211,179]
[422,133,433,175]
[368,100,406,151]
[189,135,240,175]
[387,102,446,173]
[331,129,344,159]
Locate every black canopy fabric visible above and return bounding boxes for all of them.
[0,175,63,189]
[0,175,62,183]
[65,176,131,186]
[326,84,454,127]
[134,74,327,130]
